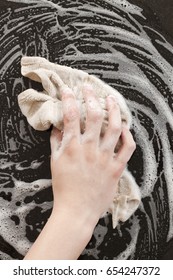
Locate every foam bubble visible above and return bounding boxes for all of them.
[0,0,173,259]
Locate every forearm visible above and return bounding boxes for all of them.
[24,210,95,260]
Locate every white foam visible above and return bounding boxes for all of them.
[1,0,173,259]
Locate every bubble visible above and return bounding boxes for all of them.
[0,0,173,260]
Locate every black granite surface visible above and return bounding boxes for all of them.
[0,0,173,259]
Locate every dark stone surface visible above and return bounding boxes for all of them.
[0,0,173,259]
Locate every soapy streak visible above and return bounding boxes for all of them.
[0,0,172,259]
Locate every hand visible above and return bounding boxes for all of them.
[50,84,136,228]
[24,84,136,260]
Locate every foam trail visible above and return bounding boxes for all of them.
[0,0,173,259]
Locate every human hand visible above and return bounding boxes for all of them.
[50,84,136,229]
[24,85,136,259]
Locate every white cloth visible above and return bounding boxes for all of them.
[18,56,141,228]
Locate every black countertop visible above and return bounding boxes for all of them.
[0,0,173,260]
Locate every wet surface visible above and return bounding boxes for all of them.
[0,0,173,259]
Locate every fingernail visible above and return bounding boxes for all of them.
[107,95,117,103]
[83,83,93,92]
[107,95,116,109]
[61,86,74,96]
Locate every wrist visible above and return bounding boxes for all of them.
[51,206,98,241]
[24,207,96,260]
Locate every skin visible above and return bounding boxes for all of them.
[24,84,136,260]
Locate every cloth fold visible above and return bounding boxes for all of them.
[18,56,141,228]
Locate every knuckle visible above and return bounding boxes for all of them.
[114,154,127,170]
[86,98,103,121]
[122,128,136,151]
[61,88,74,99]
[89,107,103,120]
[127,138,136,152]
[111,123,122,135]
[118,158,127,167]
[85,152,95,162]
[82,133,94,145]
[64,108,79,123]
[112,163,125,178]
[64,146,74,157]
[94,109,103,121]
[111,101,121,114]
[63,140,77,156]
[131,140,136,151]
[101,151,110,165]
[111,100,119,109]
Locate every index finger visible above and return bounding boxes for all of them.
[61,87,80,143]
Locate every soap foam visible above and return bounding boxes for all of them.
[0,0,173,259]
